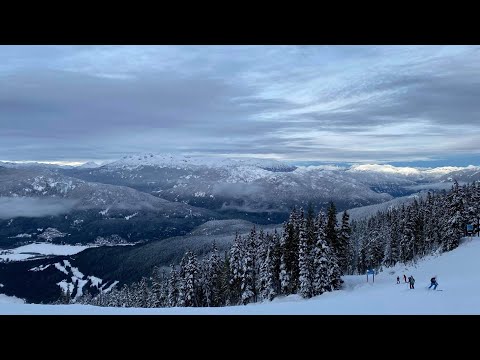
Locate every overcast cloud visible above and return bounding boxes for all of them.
[1,45,479,164]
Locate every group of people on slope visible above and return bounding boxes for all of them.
[396,274,438,290]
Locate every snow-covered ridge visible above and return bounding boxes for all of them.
[105,153,296,171]
[103,155,478,179]
[76,161,102,169]
[348,163,473,176]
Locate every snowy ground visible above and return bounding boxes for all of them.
[1,237,479,314]
[0,243,92,261]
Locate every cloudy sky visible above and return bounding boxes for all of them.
[1,45,479,165]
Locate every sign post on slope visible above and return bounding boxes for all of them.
[466,224,474,237]
[367,269,375,283]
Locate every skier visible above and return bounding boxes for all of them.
[396,276,400,284]
[408,275,415,289]
[428,276,438,290]
[403,274,407,283]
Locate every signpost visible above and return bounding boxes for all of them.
[367,269,375,283]
[467,224,475,237]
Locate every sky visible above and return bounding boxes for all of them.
[1,45,480,166]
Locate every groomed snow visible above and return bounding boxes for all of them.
[1,237,479,314]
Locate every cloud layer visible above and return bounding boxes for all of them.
[1,45,480,163]
[0,197,77,219]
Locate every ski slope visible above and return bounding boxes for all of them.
[1,237,479,314]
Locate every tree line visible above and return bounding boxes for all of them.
[66,179,478,308]
[351,180,479,274]
[73,203,350,308]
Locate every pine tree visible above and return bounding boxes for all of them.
[167,264,179,307]
[326,202,340,264]
[259,234,277,301]
[312,210,330,295]
[219,251,232,306]
[337,210,351,273]
[241,229,256,305]
[229,233,243,304]
[202,241,223,307]
[182,251,199,307]
[298,212,313,298]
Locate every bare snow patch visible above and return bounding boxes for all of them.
[125,212,138,220]
[29,264,51,272]
[54,262,69,275]
[8,233,32,239]
[88,276,103,288]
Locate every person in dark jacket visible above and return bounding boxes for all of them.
[396,276,400,284]
[428,276,438,290]
[403,274,407,283]
[408,275,415,289]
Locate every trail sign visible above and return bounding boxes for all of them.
[467,224,474,232]
[367,269,375,283]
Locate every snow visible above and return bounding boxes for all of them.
[29,264,51,272]
[106,153,295,171]
[37,228,67,241]
[74,279,88,299]
[88,276,102,288]
[124,212,138,220]
[348,163,470,178]
[0,294,25,304]
[54,262,69,275]
[0,243,91,262]
[76,161,102,169]
[70,266,84,279]
[102,281,119,293]
[0,253,36,261]
[57,280,74,294]
[99,208,110,216]
[1,237,480,314]
[8,233,32,238]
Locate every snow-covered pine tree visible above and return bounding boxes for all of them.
[241,229,256,305]
[442,180,465,251]
[312,210,330,295]
[337,210,351,273]
[229,233,243,304]
[167,264,179,307]
[326,202,340,267]
[150,266,166,307]
[298,210,313,298]
[259,233,277,301]
[202,241,223,307]
[183,251,199,307]
[219,251,232,306]
[279,220,291,295]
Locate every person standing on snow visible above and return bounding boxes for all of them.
[397,276,400,284]
[409,275,415,289]
[428,276,438,290]
[403,274,407,283]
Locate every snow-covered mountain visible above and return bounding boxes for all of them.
[76,161,102,169]
[105,153,296,172]
[0,167,220,247]
[63,154,477,221]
